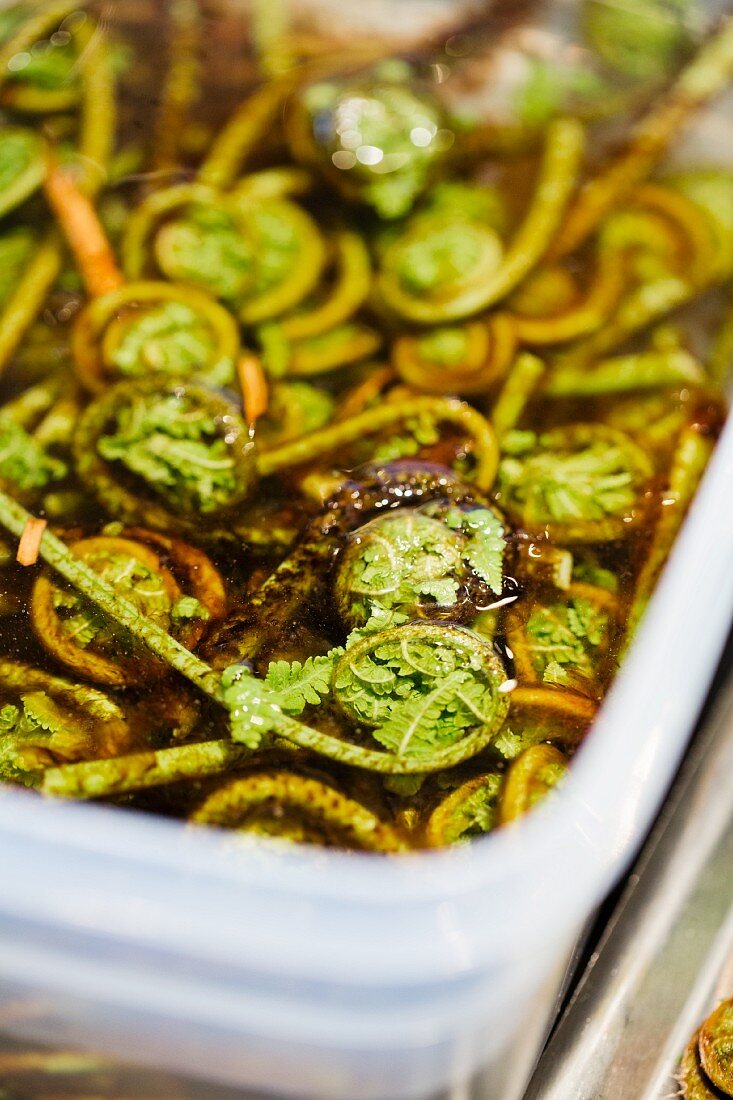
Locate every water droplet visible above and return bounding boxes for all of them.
[332,150,356,170]
[7,52,31,73]
[356,145,384,166]
[410,126,434,148]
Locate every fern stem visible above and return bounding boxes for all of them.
[259,396,499,491]
[43,740,251,799]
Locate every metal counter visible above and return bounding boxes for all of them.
[521,645,733,1100]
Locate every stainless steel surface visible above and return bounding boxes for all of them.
[522,665,733,1100]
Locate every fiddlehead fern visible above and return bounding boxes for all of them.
[73,377,256,532]
[678,1030,723,1100]
[509,252,627,346]
[0,693,100,786]
[257,396,500,491]
[155,205,258,304]
[0,657,131,786]
[496,424,654,542]
[285,63,451,218]
[191,771,406,851]
[332,622,509,759]
[376,117,584,322]
[45,169,245,394]
[43,739,254,800]
[216,196,327,326]
[696,999,733,1095]
[498,744,568,824]
[424,772,504,846]
[71,281,241,391]
[334,504,505,629]
[204,462,488,668]
[122,184,327,325]
[392,314,517,395]
[31,534,215,686]
[256,382,335,447]
[376,200,505,325]
[0,0,86,113]
[506,581,620,694]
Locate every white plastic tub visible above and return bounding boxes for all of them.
[1,4,733,1098]
[0,417,730,1100]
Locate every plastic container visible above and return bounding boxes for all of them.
[0,3,732,1098]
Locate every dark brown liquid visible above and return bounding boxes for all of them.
[0,0,728,850]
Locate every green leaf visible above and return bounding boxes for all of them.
[171,595,210,623]
[51,549,177,653]
[498,426,655,532]
[335,511,466,627]
[20,692,68,736]
[525,596,610,680]
[541,660,573,688]
[446,506,505,595]
[98,392,239,515]
[567,597,606,646]
[0,692,92,786]
[373,670,471,757]
[383,773,426,796]
[263,650,344,714]
[371,412,440,463]
[0,413,67,492]
[346,605,408,645]
[52,591,107,648]
[572,558,619,592]
[492,725,525,761]
[449,774,503,837]
[220,665,283,749]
